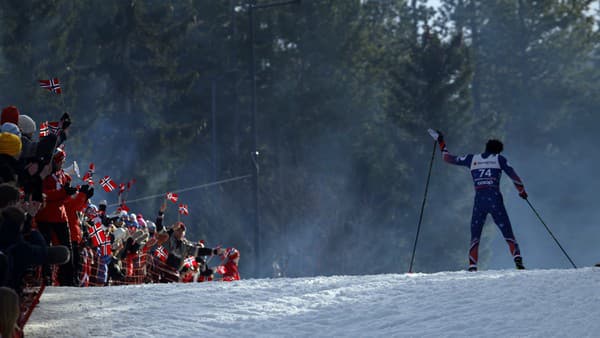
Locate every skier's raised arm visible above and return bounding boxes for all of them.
[427,129,472,167]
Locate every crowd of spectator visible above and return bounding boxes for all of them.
[0,106,241,337]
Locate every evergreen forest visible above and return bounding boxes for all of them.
[2,0,599,277]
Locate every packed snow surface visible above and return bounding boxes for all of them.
[26,268,600,337]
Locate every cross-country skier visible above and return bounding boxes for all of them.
[428,129,527,271]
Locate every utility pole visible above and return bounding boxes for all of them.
[248,0,300,278]
[211,79,218,183]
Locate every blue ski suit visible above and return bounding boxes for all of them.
[441,145,526,269]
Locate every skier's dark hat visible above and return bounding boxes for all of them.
[485,139,503,154]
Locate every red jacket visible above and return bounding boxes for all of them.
[219,260,240,281]
[64,191,88,243]
[35,170,70,223]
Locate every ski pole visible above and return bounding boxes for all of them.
[525,199,577,269]
[408,140,437,273]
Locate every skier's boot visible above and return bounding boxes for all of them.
[468,265,477,272]
[514,257,525,270]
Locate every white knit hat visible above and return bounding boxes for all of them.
[18,115,36,135]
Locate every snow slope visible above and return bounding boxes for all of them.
[26,268,600,337]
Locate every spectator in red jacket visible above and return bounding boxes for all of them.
[64,184,94,286]
[213,248,240,282]
[35,146,78,286]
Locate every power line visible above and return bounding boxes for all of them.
[107,174,252,207]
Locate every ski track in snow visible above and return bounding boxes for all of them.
[26,268,600,337]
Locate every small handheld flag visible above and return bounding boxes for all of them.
[117,203,130,213]
[39,78,62,94]
[154,246,168,262]
[87,222,106,247]
[39,121,60,138]
[82,163,95,184]
[99,238,112,256]
[182,256,198,270]
[99,176,117,192]
[166,192,179,203]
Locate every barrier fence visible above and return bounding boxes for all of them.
[13,246,215,337]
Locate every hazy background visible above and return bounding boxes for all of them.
[1,0,599,277]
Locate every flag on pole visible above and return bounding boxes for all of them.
[117,203,130,213]
[39,121,60,138]
[82,163,95,184]
[126,179,136,191]
[166,192,179,203]
[99,176,117,192]
[154,246,168,262]
[99,238,112,256]
[39,122,49,137]
[183,256,197,270]
[178,204,189,216]
[39,78,62,94]
[87,222,106,247]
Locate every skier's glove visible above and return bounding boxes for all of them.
[427,128,441,142]
[427,128,446,151]
[519,190,528,200]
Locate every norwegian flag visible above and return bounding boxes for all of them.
[99,176,117,192]
[39,122,48,137]
[87,222,106,247]
[215,265,226,274]
[127,179,136,191]
[166,192,178,203]
[39,121,60,138]
[118,183,126,195]
[99,238,112,256]
[183,256,197,269]
[154,246,168,262]
[178,204,189,216]
[82,163,95,185]
[117,203,130,213]
[39,78,62,94]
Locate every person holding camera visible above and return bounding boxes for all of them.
[154,202,224,281]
